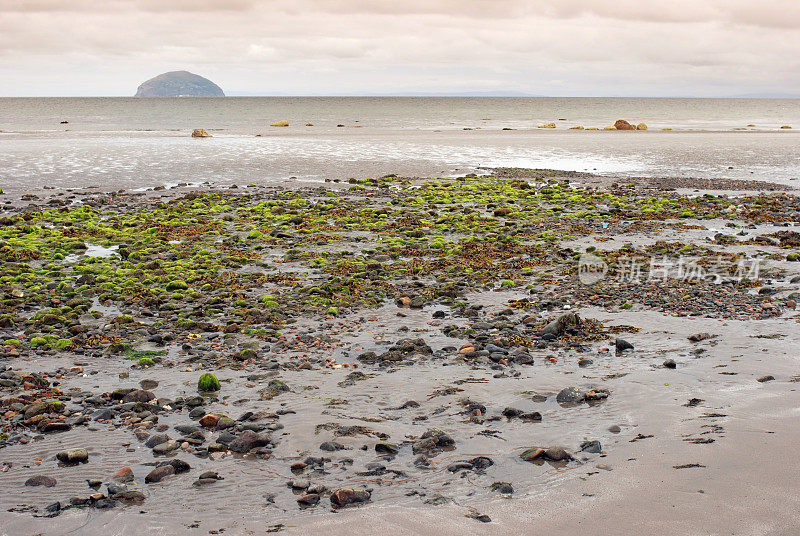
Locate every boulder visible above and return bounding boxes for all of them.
[614,119,636,130]
[636,123,648,130]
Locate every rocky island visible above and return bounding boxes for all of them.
[134,71,224,97]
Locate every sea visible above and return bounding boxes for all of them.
[0,97,798,194]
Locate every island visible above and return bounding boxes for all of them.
[134,71,225,97]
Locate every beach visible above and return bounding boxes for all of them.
[0,169,798,534]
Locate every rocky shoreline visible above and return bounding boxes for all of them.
[1,170,798,534]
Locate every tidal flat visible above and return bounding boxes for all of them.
[0,169,799,535]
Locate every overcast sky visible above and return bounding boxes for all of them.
[0,0,798,97]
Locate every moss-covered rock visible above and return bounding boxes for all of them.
[198,372,221,392]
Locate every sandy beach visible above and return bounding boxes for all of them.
[0,169,798,535]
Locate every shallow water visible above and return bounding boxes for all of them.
[1,97,799,195]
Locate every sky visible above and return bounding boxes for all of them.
[0,0,799,97]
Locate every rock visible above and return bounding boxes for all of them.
[544,446,570,461]
[578,358,593,367]
[297,493,320,506]
[663,359,677,369]
[145,465,174,483]
[413,429,455,454]
[166,459,191,474]
[757,375,775,383]
[608,424,621,433]
[537,122,556,129]
[229,430,270,453]
[56,448,88,464]
[112,491,145,505]
[197,373,220,392]
[491,482,514,494]
[688,333,712,342]
[615,338,634,352]
[135,71,225,97]
[541,312,580,337]
[614,119,636,130]
[25,475,57,487]
[145,434,170,449]
[555,386,585,404]
[579,440,602,454]
[330,488,371,508]
[199,414,221,428]
[520,447,545,461]
[375,442,399,456]
[113,467,134,483]
[636,123,648,130]
[270,120,290,127]
[152,440,180,455]
[191,129,212,138]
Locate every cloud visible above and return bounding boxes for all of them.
[0,0,798,96]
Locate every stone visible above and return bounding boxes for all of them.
[229,430,270,453]
[123,389,155,403]
[199,414,221,428]
[615,338,634,352]
[375,442,399,456]
[191,129,212,138]
[555,386,585,404]
[270,120,290,127]
[636,123,648,130]
[113,467,134,483]
[757,375,775,383]
[330,488,371,507]
[663,359,677,369]
[152,440,180,455]
[614,119,636,130]
[56,448,88,464]
[25,475,57,487]
[537,122,556,129]
[579,440,602,454]
[145,465,175,483]
[491,482,514,494]
[297,493,320,506]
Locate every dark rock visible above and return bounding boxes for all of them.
[579,440,602,454]
[25,475,57,487]
[229,430,270,453]
[145,465,174,483]
[615,338,634,352]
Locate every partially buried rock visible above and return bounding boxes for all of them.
[330,488,371,508]
[757,375,775,383]
[113,467,134,483]
[145,465,174,484]
[57,448,88,464]
[663,359,677,369]
[412,429,455,454]
[191,129,212,138]
[229,430,270,453]
[615,338,634,352]
[555,386,585,405]
[25,475,57,487]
